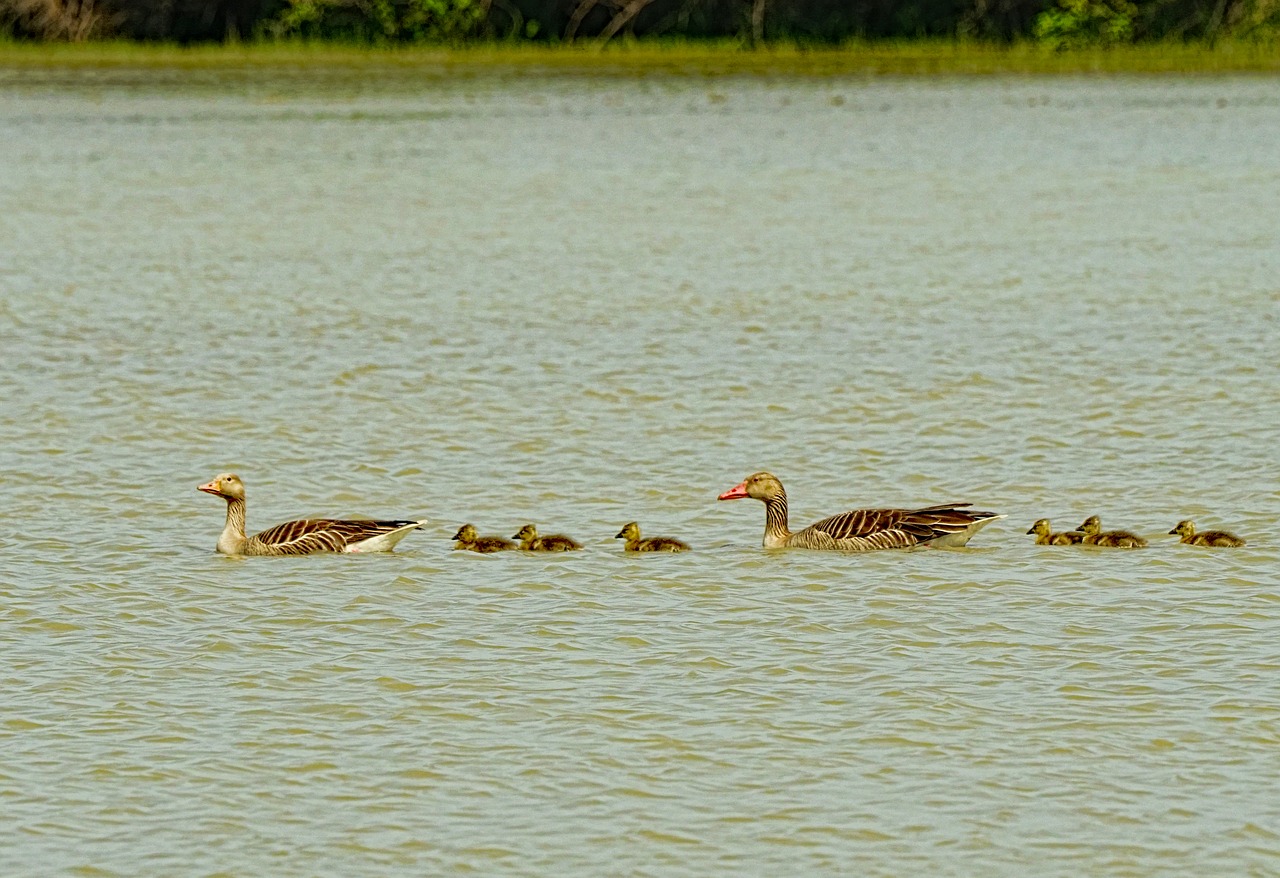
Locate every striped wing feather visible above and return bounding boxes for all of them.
[807,504,978,542]
[253,518,420,554]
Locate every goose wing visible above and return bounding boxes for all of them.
[253,518,421,554]
[803,503,997,549]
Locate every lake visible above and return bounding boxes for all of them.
[1,70,1278,875]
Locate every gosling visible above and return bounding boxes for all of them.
[452,524,517,553]
[1026,519,1084,546]
[513,524,582,552]
[1077,515,1148,548]
[1169,520,1246,547]
[615,522,690,552]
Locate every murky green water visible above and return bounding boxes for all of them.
[2,73,1278,875]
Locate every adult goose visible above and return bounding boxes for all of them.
[615,522,690,553]
[1077,515,1147,548]
[718,471,1002,551]
[452,524,517,553]
[1169,520,1246,547]
[198,473,426,556]
[1027,518,1085,545]
[513,524,582,552]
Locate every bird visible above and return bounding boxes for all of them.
[1169,520,1246,547]
[1076,515,1147,548]
[452,524,517,553]
[1026,518,1084,545]
[615,521,690,552]
[717,471,1002,550]
[513,524,582,551]
[198,473,425,556]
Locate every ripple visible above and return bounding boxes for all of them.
[2,75,1279,877]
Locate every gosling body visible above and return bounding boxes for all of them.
[1077,515,1147,549]
[1170,520,1245,547]
[1026,519,1085,546]
[452,524,517,553]
[514,524,582,552]
[615,522,690,553]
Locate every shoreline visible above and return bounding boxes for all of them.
[3,40,1280,78]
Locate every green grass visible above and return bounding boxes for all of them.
[2,38,1279,78]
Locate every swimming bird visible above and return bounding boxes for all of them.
[452,524,517,553]
[1026,518,1085,545]
[615,521,690,552]
[513,524,582,552]
[717,471,1003,550]
[1169,520,1246,547]
[198,473,425,556]
[1077,515,1147,548]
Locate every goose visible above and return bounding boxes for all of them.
[452,524,517,553]
[615,522,690,553]
[198,473,425,556]
[513,524,582,552]
[1026,518,1085,545]
[717,471,1002,550]
[1169,520,1246,547]
[1077,515,1147,548]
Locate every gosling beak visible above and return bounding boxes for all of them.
[1025,526,1036,534]
[615,529,626,539]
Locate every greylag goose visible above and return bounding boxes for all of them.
[1077,515,1147,548]
[513,524,582,552]
[717,472,1002,550]
[1169,520,1246,547]
[1027,518,1085,545]
[198,473,425,556]
[615,522,690,552]
[452,524,517,553]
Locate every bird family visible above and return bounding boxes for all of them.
[199,471,1244,557]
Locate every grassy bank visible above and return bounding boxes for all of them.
[2,39,1279,78]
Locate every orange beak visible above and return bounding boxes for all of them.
[197,479,222,496]
[718,481,748,501]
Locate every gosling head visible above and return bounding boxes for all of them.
[453,524,477,542]
[1077,515,1102,535]
[1169,520,1195,537]
[513,524,537,542]
[616,522,640,541]
[1027,519,1052,537]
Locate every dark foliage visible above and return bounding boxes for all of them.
[3,0,1276,43]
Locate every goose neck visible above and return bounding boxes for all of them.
[218,497,249,555]
[762,492,791,547]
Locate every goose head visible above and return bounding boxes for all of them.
[616,522,640,541]
[198,473,245,501]
[718,472,784,502]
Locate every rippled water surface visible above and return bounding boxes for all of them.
[2,72,1278,875]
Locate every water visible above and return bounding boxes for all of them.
[1,72,1278,875]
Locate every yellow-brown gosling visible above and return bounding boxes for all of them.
[513,524,582,552]
[1169,520,1246,547]
[615,522,690,552]
[1077,515,1148,548]
[452,524,517,553]
[1026,519,1084,546]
